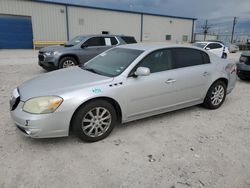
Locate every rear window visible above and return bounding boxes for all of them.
[121,36,137,44]
[172,48,207,68]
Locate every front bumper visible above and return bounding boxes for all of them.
[10,101,71,138]
[38,54,58,70]
[236,63,250,79]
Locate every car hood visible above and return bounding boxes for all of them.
[18,67,113,101]
[39,45,69,52]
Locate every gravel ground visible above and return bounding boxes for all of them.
[0,50,249,188]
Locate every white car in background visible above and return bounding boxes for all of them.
[193,41,229,59]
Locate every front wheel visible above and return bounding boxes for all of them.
[72,100,117,142]
[59,57,77,69]
[222,53,227,59]
[203,81,227,109]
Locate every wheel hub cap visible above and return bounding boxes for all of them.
[62,60,76,68]
[82,107,111,138]
[211,85,225,106]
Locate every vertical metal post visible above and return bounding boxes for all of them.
[231,17,237,43]
[191,19,195,42]
[204,19,208,41]
[65,5,69,41]
[140,14,143,42]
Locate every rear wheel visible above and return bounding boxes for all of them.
[203,81,227,109]
[72,100,117,142]
[59,57,77,69]
[222,53,227,59]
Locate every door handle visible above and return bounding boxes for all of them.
[203,72,210,76]
[165,79,176,84]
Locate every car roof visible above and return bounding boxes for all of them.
[76,34,135,38]
[116,43,206,52]
[195,41,223,45]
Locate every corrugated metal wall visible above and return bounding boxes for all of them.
[143,15,193,43]
[0,0,67,41]
[0,0,194,45]
[67,6,141,41]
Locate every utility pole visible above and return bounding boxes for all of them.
[202,19,210,41]
[231,17,238,43]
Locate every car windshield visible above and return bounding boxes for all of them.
[83,48,143,77]
[193,43,207,49]
[64,36,86,47]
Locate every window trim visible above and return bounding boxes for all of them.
[171,47,211,69]
[83,37,106,47]
[128,48,172,77]
[128,47,210,77]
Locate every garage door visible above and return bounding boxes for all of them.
[0,15,33,49]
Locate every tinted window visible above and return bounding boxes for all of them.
[65,36,86,47]
[172,48,204,68]
[85,37,105,46]
[83,48,143,77]
[207,43,222,49]
[110,37,118,45]
[121,36,137,44]
[202,52,210,64]
[137,49,173,73]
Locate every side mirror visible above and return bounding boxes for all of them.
[205,47,211,50]
[81,43,88,48]
[134,67,150,77]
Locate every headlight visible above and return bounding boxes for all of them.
[44,51,56,56]
[23,96,63,114]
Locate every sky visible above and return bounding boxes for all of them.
[42,0,250,35]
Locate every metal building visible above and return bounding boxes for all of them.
[0,0,196,49]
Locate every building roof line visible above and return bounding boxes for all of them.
[35,0,197,20]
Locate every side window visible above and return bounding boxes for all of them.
[121,36,137,44]
[110,37,118,45]
[172,48,204,68]
[207,43,222,49]
[201,52,210,64]
[84,37,105,47]
[104,38,112,46]
[137,49,173,73]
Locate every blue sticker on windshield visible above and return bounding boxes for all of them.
[92,88,102,93]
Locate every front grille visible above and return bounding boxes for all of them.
[238,70,250,76]
[38,54,45,61]
[240,56,250,65]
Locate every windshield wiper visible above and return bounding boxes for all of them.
[83,67,99,74]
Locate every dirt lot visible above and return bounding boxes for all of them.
[0,50,249,188]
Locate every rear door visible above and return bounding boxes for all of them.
[207,43,223,58]
[78,37,107,63]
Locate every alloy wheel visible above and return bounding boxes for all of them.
[82,107,112,138]
[211,85,225,106]
[62,60,76,68]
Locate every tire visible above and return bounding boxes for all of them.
[72,100,117,142]
[58,57,77,69]
[222,53,227,59]
[203,80,227,109]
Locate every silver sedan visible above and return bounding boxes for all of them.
[10,44,237,142]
